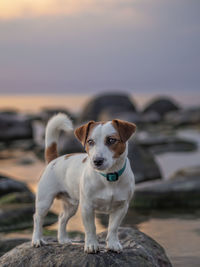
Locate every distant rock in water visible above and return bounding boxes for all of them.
[143,97,180,117]
[78,93,137,122]
[165,106,200,126]
[137,133,197,154]
[0,113,32,141]
[0,227,172,267]
[132,165,200,209]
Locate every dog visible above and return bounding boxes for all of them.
[32,113,136,253]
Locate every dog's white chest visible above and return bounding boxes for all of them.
[92,186,128,213]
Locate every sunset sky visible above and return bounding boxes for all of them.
[0,0,199,94]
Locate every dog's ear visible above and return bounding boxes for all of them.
[112,119,136,142]
[74,121,95,147]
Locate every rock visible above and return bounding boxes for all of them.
[143,97,180,117]
[99,110,143,124]
[170,165,200,179]
[0,174,57,232]
[0,238,30,257]
[0,192,34,205]
[16,157,36,165]
[141,111,162,124]
[0,227,172,267]
[137,133,197,154]
[6,140,35,151]
[132,166,200,209]
[0,113,32,141]
[0,174,33,197]
[37,108,74,123]
[58,132,84,155]
[128,140,162,183]
[165,107,200,126]
[0,204,57,232]
[78,93,137,122]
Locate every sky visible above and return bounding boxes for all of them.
[0,0,200,95]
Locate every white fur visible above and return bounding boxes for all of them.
[32,114,135,253]
[45,113,73,148]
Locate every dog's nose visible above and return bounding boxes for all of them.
[93,157,104,167]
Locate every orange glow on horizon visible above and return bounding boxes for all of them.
[0,0,137,20]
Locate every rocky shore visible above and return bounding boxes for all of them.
[0,93,199,264]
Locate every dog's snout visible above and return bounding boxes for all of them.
[93,157,104,167]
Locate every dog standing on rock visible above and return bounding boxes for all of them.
[32,113,136,253]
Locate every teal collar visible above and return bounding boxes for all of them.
[99,160,127,182]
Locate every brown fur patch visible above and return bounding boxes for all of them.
[112,119,136,143]
[105,134,126,158]
[74,121,95,146]
[45,142,58,164]
[82,156,88,163]
[64,153,81,160]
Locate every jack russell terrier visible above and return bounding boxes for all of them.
[32,113,136,253]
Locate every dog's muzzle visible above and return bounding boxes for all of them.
[93,157,104,167]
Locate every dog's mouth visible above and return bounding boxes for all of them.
[92,164,106,171]
[91,161,109,171]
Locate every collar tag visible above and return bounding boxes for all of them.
[99,159,127,182]
[106,172,119,182]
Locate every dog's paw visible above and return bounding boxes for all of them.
[58,237,72,245]
[84,240,99,254]
[32,238,47,248]
[106,240,123,253]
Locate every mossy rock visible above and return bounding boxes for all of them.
[0,204,57,232]
[0,227,172,267]
[0,192,34,205]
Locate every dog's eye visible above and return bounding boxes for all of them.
[106,137,117,145]
[87,139,95,146]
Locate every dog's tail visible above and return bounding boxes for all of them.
[45,113,73,164]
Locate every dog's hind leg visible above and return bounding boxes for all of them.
[32,194,54,247]
[58,201,78,244]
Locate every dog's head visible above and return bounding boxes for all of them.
[75,119,136,171]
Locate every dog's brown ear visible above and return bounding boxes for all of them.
[112,119,136,142]
[74,121,95,147]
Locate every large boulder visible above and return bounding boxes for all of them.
[0,174,33,197]
[0,174,57,232]
[132,165,200,209]
[78,93,137,123]
[128,141,162,183]
[143,97,180,117]
[0,113,32,141]
[0,227,172,267]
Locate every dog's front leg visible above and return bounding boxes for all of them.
[106,203,128,252]
[81,202,99,253]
